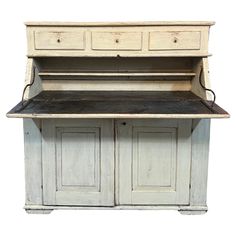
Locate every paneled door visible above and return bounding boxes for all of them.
[42,119,114,206]
[117,119,192,205]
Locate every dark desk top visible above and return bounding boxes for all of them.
[7,91,229,118]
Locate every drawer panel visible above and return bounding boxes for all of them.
[92,32,142,51]
[34,31,85,50]
[149,31,201,50]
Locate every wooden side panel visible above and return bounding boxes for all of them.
[42,119,114,206]
[24,119,42,205]
[202,58,212,100]
[23,59,43,100]
[23,59,34,100]
[190,119,210,207]
[117,119,192,205]
[191,58,211,100]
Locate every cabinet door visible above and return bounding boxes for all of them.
[42,119,114,206]
[117,119,192,205]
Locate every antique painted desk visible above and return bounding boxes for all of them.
[7,21,229,214]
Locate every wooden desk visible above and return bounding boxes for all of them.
[7,21,229,214]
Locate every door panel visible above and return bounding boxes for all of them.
[132,127,177,192]
[117,119,192,205]
[42,119,114,206]
[56,127,100,192]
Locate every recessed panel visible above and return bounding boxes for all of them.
[92,31,142,50]
[149,31,201,50]
[118,119,192,205]
[42,119,114,206]
[35,30,85,50]
[56,127,100,192]
[132,127,177,191]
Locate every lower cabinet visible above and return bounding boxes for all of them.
[24,118,210,213]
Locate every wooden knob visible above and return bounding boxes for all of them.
[57,39,61,43]
[115,39,119,43]
[173,38,178,43]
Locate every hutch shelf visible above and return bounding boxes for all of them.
[7,21,229,214]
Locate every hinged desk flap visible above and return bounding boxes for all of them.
[7,91,229,118]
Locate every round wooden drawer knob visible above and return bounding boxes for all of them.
[173,38,178,43]
[115,39,119,43]
[57,39,61,43]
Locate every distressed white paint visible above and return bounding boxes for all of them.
[35,30,85,50]
[190,119,210,207]
[27,24,210,57]
[23,118,211,214]
[149,31,201,50]
[23,119,42,205]
[56,127,100,192]
[12,22,227,215]
[117,119,192,205]
[42,119,114,206]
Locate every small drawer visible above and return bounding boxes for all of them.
[34,30,85,50]
[92,32,142,51]
[149,31,201,51]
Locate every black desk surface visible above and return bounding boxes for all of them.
[7,91,229,118]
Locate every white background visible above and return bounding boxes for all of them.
[0,0,235,235]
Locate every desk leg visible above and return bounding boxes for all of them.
[181,119,210,215]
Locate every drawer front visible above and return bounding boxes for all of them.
[34,30,85,50]
[92,32,142,50]
[149,31,201,50]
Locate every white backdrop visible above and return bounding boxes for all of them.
[0,0,235,235]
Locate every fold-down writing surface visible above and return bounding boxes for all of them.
[7,91,229,119]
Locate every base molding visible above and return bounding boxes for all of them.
[178,205,208,215]
[24,204,208,214]
[179,210,207,215]
[25,209,53,214]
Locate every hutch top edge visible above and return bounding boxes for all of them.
[25,21,215,26]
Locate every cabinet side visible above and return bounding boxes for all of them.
[190,119,211,207]
[26,26,34,57]
[24,118,43,205]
